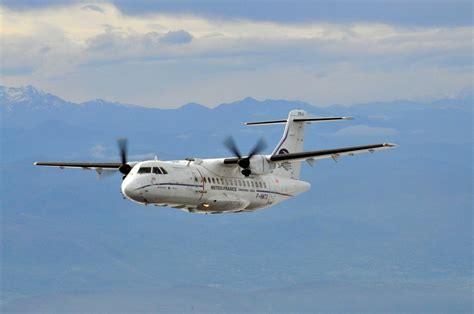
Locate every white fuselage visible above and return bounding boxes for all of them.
[121,159,311,214]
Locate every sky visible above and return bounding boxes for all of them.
[0,0,472,108]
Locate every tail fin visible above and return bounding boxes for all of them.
[271,110,307,179]
[245,110,352,179]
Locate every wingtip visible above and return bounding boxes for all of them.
[342,116,354,120]
[384,142,399,148]
[33,162,38,166]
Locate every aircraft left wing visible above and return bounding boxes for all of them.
[269,143,397,163]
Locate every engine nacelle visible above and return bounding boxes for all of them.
[248,155,275,175]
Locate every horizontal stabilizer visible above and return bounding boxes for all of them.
[245,116,352,126]
[244,119,287,126]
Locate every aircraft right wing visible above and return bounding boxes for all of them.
[269,143,397,163]
[34,162,122,169]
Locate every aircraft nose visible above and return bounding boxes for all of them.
[121,179,145,202]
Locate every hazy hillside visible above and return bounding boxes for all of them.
[1,86,472,312]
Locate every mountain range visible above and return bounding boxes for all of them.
[1,86,472,312]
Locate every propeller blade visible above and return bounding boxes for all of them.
[223,136,242,158]
[118,138,128,165]
[248,138,267,158]
[117,138,132,175]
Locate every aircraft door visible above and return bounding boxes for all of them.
[192,168,206,201]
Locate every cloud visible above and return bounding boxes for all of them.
[160,30,193,45]
[3,0,472,26]
[85,29,191,55]
[0,2,471,108]
[85,29,127,52]
[335,125,399,137]
[81,4,105,14]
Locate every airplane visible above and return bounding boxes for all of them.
[34,109,397,214]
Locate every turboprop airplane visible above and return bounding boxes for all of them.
[35,110,397,214]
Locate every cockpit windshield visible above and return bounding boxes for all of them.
[137,167,152,174]
[137,166,168,174]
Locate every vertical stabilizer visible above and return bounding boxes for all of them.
[271,110,307,179]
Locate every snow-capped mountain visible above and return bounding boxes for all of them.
[0,85,74,111]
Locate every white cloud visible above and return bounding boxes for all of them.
[0,2,471,107]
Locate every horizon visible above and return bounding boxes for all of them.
[2,84,472,110]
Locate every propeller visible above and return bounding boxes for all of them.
[117,138,132,176]
[223,137,267,176]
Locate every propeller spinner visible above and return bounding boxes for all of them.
[224,137,267,177]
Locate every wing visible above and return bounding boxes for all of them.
[269,143,397,163]
[34,162,123,174]
[34,161,134,176]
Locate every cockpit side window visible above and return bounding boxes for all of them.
[138,167,152,174]
[160,167,168,174]
[152,167,162,174]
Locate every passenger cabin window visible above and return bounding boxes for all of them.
[138,167,152,174]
